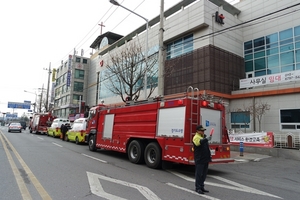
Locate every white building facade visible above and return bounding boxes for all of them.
[85,0,300,148]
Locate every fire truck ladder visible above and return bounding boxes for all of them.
[187,86,199,142]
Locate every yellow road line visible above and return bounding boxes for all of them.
[0,132,32,200]
[0,132,52,200]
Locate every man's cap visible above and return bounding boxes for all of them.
[196,125,206,131]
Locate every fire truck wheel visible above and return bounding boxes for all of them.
[75,137,79,145]
[89,135,96,151]
[144,142,162,169]
[30,129,32,133]
[128,140,145,164]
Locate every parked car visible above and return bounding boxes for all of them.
[8,123,22,133]
[47,118,70,138]
[19,121,27,130]
[66,118,88,144]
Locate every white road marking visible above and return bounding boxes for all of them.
[168,170,282,199]
[37,136,44,140]
[87,171,161,200]
[166,183,220,200]
[52,142,63,147]
[82,154,107,163]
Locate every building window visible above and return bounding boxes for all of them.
[75,69,84,79]
[280,109,300,130]
[230,112,250,129]
[76,57,81,63]
[244,26,300,77]
[73,82,83,92]
[73,94,83,104]
[83,59,88,64]
[166,34,193,60]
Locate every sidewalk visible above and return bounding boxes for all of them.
[230,145,300,161]
[231,151,271,162]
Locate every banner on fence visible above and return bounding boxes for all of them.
[228,132,274,147]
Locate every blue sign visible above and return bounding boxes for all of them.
[6,113,18,118]
[8,102,31,109]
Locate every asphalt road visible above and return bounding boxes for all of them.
[1,126,299,200]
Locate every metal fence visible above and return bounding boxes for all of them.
[274,132,300,149]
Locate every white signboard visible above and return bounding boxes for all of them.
[240,70,300,89]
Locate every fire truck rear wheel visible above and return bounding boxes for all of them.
[144,142,162,169]
[89,135,96,151]
[128,140,144,164]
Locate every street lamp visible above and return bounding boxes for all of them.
[24,90,37,113]
[109,0,149,99]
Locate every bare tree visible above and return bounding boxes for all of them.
[103,42,158,102]
[248,101,270,132]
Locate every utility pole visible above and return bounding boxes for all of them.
[44,63,52,112]
[158,0,165,96]
[39,84,44,112]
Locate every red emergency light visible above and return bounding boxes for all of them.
[202,101,208,107]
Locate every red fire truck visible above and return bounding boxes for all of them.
[87,87,233,169]
[29,112,56,134]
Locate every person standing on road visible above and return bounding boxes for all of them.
[192,125,212,194]
[61,123,68,141]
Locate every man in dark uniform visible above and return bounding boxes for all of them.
[192,125,212,194]
[61,123,69,141]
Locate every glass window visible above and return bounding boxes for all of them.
[294,25,300,36]
[254,58,265,70]
[245,61,253,72]
[231,112,250,123]
[280,38,293,46]
[245,54,253,61]
[73,82,84,92]
[166,34,193,60]
[281,64,294,72]
[267,55,279,68]
[255,70,266,76]
[266,33,278,44]
[254,37,265,48]
[74,69,84,79]
[295,41,300,49]
[295,36,300,42]
[244,41,252,50]
[83,59,88,64]
[254,51,265,58]
[266,42,278,49]
[254,46,265,52]
[280,43,294,52]
[296,63,300,70]
[244,49,253,54]
[266,47,278,55]
[280,51,294,65]
[296,50,300,62]
[267,67,280,74]
[279,28,293,41]
[76,57,81,63]
[280,109,300,123]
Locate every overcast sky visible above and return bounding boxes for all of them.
[0,0,238,116]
